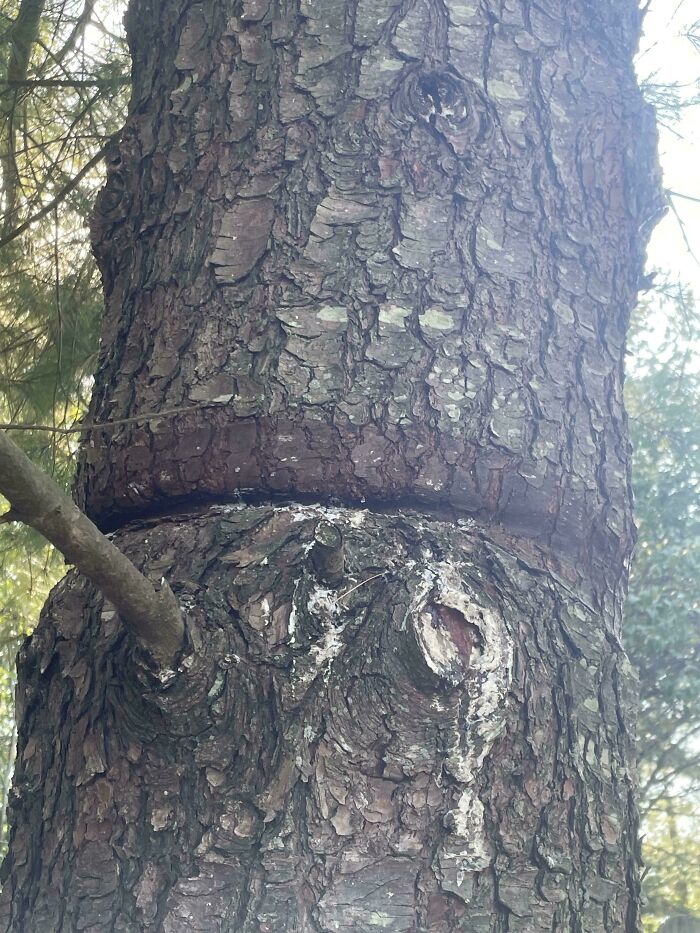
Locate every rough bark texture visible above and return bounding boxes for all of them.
[76,0,661,596]
[1,505,640,930]
[0,0,661,929]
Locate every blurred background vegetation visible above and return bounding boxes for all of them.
[0,0,127,854]
[0,0,698,928]
[626,282,700,929]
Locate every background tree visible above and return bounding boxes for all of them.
[625,281,700,929]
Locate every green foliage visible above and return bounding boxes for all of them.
[0,0,128,855]
[641,801,700,931]
[0,242,101,427]
[0,0,129,237]
[625,281,700,925]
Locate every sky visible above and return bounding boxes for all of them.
[638,1,700,296]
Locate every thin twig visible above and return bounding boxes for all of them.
[339,572,387,603]
[0,135,116,250]
[0,77,128,89]
[666,188,700,205]
[0,402,222,434]
[666,192,700,268]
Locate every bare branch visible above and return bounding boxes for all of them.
[0,77,128,89]
[666,189,700,268]
[0,430,184,667]
[0,0,46,230]
[5,0,45,83]
[666,187,700,205]
[0,402,220,434]
[0,135,115,250]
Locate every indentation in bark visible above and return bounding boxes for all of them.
[414,603,480,685]
[415,71,495,157]
[408,563,514,898]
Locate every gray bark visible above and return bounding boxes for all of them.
[0,0,662,929]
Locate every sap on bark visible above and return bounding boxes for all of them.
[396,562,515,897]
[257,512,516,898]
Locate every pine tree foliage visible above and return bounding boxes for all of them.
[625,282,700,927]
[0,0,128,848]
[0,0,128,449]
[642,800,700,930]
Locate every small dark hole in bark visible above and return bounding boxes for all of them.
[418,72,468,124]
[419,74,444,114]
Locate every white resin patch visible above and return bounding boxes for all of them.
[414,563,514,879]
[414,612,462,677]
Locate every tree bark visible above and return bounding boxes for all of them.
[0,0,661,930]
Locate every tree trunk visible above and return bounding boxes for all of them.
[0,0,661,930]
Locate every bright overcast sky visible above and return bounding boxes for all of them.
[638,1,700,295]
